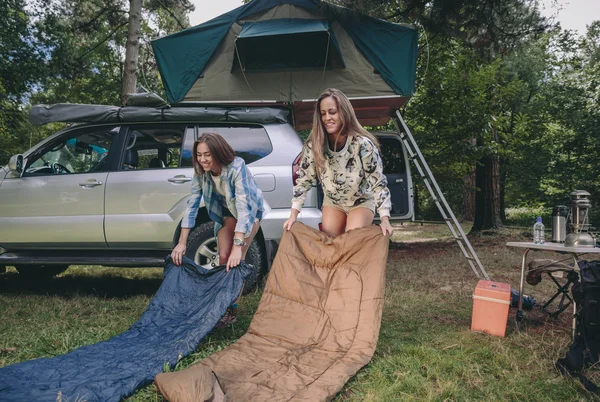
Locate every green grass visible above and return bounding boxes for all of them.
[1,223,598,401]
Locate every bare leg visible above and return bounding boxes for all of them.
[218,218,261,306]
[321,206,347,237]
[345,208,375,232]
[217,217,236,264]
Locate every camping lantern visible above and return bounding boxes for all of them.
[565,190,596,247]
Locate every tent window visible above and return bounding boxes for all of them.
[233,19,345,73]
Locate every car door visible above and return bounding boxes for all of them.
[103,124,196,249]
[0,125,119,248]
[376,132,414,220]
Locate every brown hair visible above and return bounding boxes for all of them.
[307,88,379,175]
[192,132,236,174]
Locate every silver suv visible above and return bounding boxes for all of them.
[0,104,412,288]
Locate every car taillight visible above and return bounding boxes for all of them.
[292,152,302,186]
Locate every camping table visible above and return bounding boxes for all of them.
[506,241,600,337]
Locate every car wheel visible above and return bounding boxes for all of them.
[185,222,267,294]
[15,264,69,278]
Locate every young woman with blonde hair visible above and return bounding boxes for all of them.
[172,132,265,327]
[283,88,393,237]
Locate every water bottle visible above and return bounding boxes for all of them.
[533,217,545,244]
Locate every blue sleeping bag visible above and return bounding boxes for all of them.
[0,257,251,402]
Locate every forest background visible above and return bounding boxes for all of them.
[2,0,599,231]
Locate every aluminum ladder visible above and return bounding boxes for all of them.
[393,110,490,280]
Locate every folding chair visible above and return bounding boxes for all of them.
[527,259,579,318]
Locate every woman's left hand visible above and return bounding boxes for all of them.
[380,218,393,236]
[226,246,243,272]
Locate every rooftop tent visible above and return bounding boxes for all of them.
[151,0,418,129]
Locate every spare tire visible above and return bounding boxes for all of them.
[185,222,267,294]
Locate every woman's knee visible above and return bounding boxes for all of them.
[345,208,374,232]
[219,252,230,264]
[321,209,346,237]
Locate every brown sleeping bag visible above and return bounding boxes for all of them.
[155,223,389,401]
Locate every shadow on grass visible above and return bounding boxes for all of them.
[0,271,163,298]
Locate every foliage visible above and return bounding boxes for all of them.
[505,206,550,227]
[0,0,194,164]
[502,25,600,223]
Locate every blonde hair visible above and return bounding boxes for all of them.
[307,88,379,175]
[192,132,235,175]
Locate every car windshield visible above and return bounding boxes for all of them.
[27,127,118,174]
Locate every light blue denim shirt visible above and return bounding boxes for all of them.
[182,157,265,237]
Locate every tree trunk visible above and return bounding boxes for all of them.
[499,156,507,224]
[121,0,142,105]
[463,166,476,221]
[471,153,503,232]
[463,138,477,221]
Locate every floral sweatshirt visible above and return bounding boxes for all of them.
[291,135,391,217]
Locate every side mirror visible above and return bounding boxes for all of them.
[8,154,24,176]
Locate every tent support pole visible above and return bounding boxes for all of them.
[393,109,490,280]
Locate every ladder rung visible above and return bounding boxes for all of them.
[393,110,489,281]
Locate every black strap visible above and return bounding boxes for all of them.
[556,358,599,393]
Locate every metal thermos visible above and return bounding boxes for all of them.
[552,205,568,243]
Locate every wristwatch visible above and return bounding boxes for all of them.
[233,237,247,247]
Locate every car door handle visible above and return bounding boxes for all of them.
[79,179,103,188]
[168,175,192,183]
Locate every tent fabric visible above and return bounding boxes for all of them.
[527,258,574,286]
[238,18,329,38]
[154,223,389,401]
[124,91,168,107]
[29,103,290,126]
[233,19,345,77]
[151,0,417,104]
[183,15,399,102]
[0,258,251,402]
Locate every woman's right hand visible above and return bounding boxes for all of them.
[283,216,297,231]
[171,243,187,266]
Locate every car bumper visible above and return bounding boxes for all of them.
[261,207,321,243]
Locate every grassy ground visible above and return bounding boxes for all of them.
[1,223,598,401]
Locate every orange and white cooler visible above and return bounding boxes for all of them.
[471,280,511,337]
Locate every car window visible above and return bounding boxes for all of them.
[379,136,407,175]
[120,125,194,170]
[24,126,118,176]
[198,126,272,164]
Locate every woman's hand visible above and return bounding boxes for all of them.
[380,218,393,236]
[283,208,300,231]
[171,243,186,266]
[226,246,243,272]
[283,216,297,231]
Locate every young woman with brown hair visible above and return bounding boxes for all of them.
[171,132,265,326]
[283,88,393,237]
